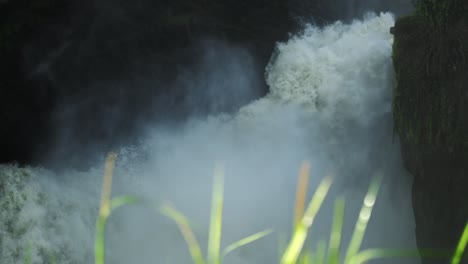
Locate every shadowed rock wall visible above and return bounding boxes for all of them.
[392,6,468,263]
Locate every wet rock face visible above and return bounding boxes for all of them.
[393,15,468,263]
[403,137,468,263]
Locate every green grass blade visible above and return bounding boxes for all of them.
[98,152,117,220]
[222,229,273,258]
[110,195,140,211]
[353,249,420,263]
[95,209,107,264]
[280,176,334,264]
[95,152,117,264]
[299,250,312,264]
[24,241,31,264]
[419,249,454,259]
[344,175,382,264]
[294,162,311,228]
[352,248,453,264]
[452,222,468,264]
[278,233,288,262]
[95,195,140,264]
[328,197,345,264]
[160,203,206,264]
[49,251,57,264]
[207,166,224,264]
[315,240,327,264]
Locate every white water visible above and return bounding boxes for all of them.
[0,13,417,264]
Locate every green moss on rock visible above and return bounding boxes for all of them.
[413,0,467,27]
[392,15,468,153]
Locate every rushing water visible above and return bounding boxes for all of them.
[0,13,417,264]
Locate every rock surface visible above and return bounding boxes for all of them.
[392,11,468,264]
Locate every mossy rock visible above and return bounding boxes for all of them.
[413,0,468,27]
[392,15,468,154]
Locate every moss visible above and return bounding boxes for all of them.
[0,166,33,254]
[413,0,467,27]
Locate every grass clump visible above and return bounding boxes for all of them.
[94,152,140,264]
[160,164,273,264]
[23,152,465,264]
[160,161,468,264]
[281,165,333,264]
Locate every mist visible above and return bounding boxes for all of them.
[23,0,414,169]
[41,38,264,169]
[0,12,417,264]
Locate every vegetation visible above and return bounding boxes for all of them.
[0,167,33,260]
[412,0,467,27]
[86,153,468,264]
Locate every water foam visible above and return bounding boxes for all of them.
[264,13,394,124]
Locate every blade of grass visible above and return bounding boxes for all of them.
[49,251,56,264]
[95,152,117,264]
[294,162,311,228]
[278,233,288,262]
[281,175,334,264]
[452,222,468,264]
[222,229,273,258]
[207,165,224,264]
[353,249,421,264]
[99,152,117,219]
[315,240,327,264]
[24,241,31,264]
[352,248,452,264]
[95,195,140,264]
[419,249,455,259]
[344,175,382,264]
[299,250,312,264]
[161,202,206,264]
[95,152,140,264]
[328,197,345,264]
[110,195,140,211]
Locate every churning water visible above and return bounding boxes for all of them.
[0,13,417,264]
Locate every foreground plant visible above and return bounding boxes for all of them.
[160,164,273,264]
[280,164,385,264]
[95,152,139,264]
[94,155,467,264]
[19,154,468,264]
[157,160,468,264]
[283,165,468,264]
[281,163,333,264]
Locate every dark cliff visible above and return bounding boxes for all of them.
[392,0,468,262]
